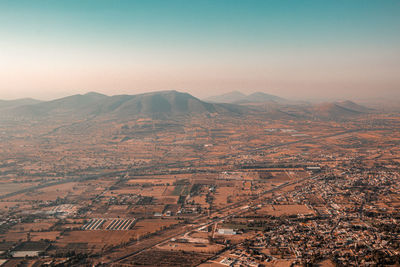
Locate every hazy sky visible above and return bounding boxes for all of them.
[0,0,399,100]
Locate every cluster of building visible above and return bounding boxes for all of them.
[229,166,400,266]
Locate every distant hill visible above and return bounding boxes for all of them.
[1,90,246,120]
[204,91,247,103]
[205,91,283,104]
[6,92,108,118]
[335,100,372,113]
[94,91,223,117]
[251,99,371,120]
[0,98,42,110]
[310,101,370,119]
[241,92,284,103]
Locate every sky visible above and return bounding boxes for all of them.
[0,0,399,101]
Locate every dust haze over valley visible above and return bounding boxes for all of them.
[1,0,400,266]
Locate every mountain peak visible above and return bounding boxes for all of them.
[84,92,107,97]
[204,91,246,103]
[1,90,247,120]
[205,91,283,104]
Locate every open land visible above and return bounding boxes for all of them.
[0,100,400,266]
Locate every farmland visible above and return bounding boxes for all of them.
[0,110,399,266]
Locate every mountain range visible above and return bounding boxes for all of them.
[0,90,371,121]
[0,91,246,120]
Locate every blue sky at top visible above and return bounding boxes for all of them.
[0,0,399,100]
